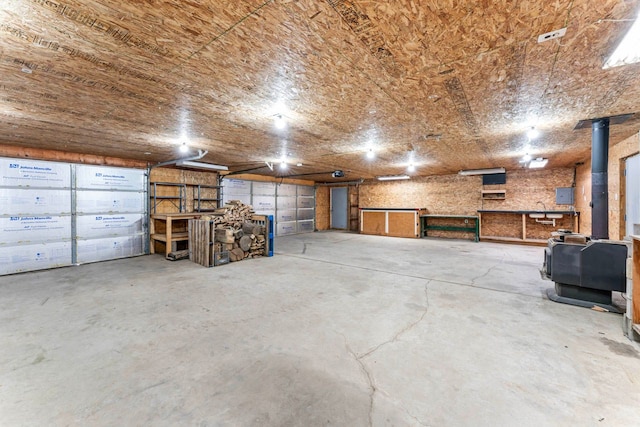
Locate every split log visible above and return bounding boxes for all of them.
[242,222,262,235]
[239,235,252,251]
[229,248,245,262]
[215,228,234,243]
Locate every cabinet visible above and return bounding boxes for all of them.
[360,208,425,238]
[150,213,201,258]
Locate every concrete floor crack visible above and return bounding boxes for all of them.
[470,264,499,285]
[343,338,376,427]
[358,282,430,360]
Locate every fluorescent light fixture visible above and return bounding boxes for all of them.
[603,15,640,69]
[458,167,505,176]
[377,175,410,181]
[529,158,548,169]
[175,160,229,171]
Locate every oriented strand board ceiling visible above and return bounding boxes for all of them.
[1,0,639,181]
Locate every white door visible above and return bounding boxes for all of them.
[625,154,640,237]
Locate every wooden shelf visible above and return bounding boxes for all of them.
[150,232,189,242]
[481,189,506,200]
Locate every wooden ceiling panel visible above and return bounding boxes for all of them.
[1,0,639,179]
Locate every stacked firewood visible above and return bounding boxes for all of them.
[203,200,266,262]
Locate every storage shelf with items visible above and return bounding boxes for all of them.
[151,182,186,213]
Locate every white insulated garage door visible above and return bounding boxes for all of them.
[222,178,315,236]
[0,158,147,275]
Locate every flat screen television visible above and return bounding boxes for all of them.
[483,173,506,185]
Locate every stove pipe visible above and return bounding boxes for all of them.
[591,118,609,240]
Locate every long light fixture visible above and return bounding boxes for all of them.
[603,15,640,69]
[175,160,229,171]
[528,158,548,169]
[458,167,505,176]
[377,175,410,181]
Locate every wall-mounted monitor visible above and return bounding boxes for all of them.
[482,173,506,185]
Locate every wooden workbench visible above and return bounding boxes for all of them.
[420,214,479,242]
[150,213,201,259]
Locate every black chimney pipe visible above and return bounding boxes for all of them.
[591,118,609,240]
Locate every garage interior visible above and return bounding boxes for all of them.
[1,1,640,425]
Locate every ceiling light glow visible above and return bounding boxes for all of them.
[407,163,416,173]
[275,115,286,130]
[603,15,640,69]
[179,142,189,153]
[522,153,532,162]
[280,160,288,170]
[527,127,539,140]
[366,148,375,160]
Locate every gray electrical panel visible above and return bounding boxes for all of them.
[556,187,574,205]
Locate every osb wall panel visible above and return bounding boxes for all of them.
[150,167,219,214]
[575,132,640,239]
[360,168,574,214]
[360,175,481,214]
[481,168,574,211]
[316,186,330,231]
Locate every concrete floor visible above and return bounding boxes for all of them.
[1,231,639,426]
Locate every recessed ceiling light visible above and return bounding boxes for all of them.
[603,15,640,69]
[366,148,375,160]
[275,115,286,130]
[527,127,539,140]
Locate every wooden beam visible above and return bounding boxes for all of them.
[0,144,148,168]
